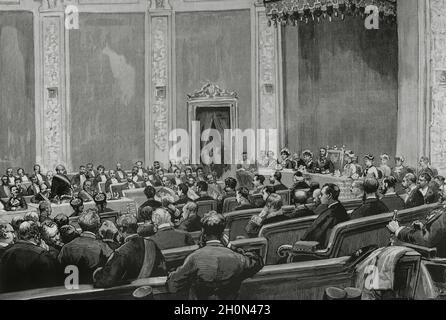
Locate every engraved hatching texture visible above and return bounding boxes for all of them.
[431,0,446,175]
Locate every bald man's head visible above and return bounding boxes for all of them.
[294,190,308,205]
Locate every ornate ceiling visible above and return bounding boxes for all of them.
[263,0,397,26]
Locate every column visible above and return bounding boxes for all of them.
[255,0,283,158]
[147,0,173,167]
[38,0,68,172]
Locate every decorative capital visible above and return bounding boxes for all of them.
[187,84,238,101]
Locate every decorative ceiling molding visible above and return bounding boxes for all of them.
[263,0,397,27]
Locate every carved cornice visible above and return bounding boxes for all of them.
[150,0,171,9]
[187,83,238,101]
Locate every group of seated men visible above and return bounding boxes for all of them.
[0,151,445,299]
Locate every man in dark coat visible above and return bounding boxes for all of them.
[138,186,162,214]
[58,208,113,284]
[196,181,215,202]
[234,187,254,211]
[417,173,439,205]
[166,213,264,300]
[387,207,446,258]
[150,208,195,250]
[0,221,60,293]
[350,178,389,220]
[93,214,166,288]
[402,173,425,208]
[269,171,288,193]
[300,184,350,248]
[177,202,202,233]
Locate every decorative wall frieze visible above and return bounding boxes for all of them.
[41,15,67,171]
[430,0,446,175]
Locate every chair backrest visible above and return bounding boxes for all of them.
[196,200,218,218]
[122,189,147,208]
[99,211,119,224]
[225,208,262,241]
[110,183,126,197]
[248,193,263,206]
[276,190,290,205]
[325,203,441,259]
[258,216,318,265]
[342,198,363,212]
[222,197,238,214]
[23,196,34,204]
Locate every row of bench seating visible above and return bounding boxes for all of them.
[0,251,422,300]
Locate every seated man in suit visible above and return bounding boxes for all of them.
[350,178,389,220]
[171,167,185,187]
[0,223,15,260]
[131,166,143,184]
[196,181,214,202]
[234,187,254,211]
[105,170,121,193]
[135,160,148,178]
[150,208,195,250]
[5,168,15,186]
[50,165,73,203]
[418,173,439,204]
[27,175,41,196]
[13,177,26,197]
[292,171,310,190]
[0,221,60,293]
[58,209,113,284]
[77,179,96,203]
[93,214,166,288]
[31,164,46,185]
[71,165,88,193]
[4,186,28,212]
[245,193,288,238]
[94,165,109,188]
[217,177,238,212]
[167,213,263,300]
[30,183,51,204]
[86,162,98,180]
[301,150,315,173]
[252,174,265,195]
[177,202,201,232]
[300,184,349,248]
[0,175,11,198]
[121,172,139,192]
[175,183,193,205]
[269,171,288,192]
[287,190,315,219]
[94,193,114,214]
[418,156,436,179]
[403,173,425,208]
[315,148,335,174]
[115,162,126,181]
[387,206,446,257]
[380,176,405,211]
[139,186,162,214]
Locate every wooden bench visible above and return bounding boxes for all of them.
[279,203,441,263]
[222,197,238,214]
[0,251,421,300]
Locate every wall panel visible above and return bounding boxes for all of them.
[0,11,35,173]
[175,10,252,132]
[283,17,398,161]
[69,13,145,169]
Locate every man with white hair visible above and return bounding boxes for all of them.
[177,202,201,232]
[150,208,195,250]
[0,221,59,293]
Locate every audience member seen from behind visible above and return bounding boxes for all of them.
[380,176,405,211]
[166,213,264,300]
[350,178,389,220]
